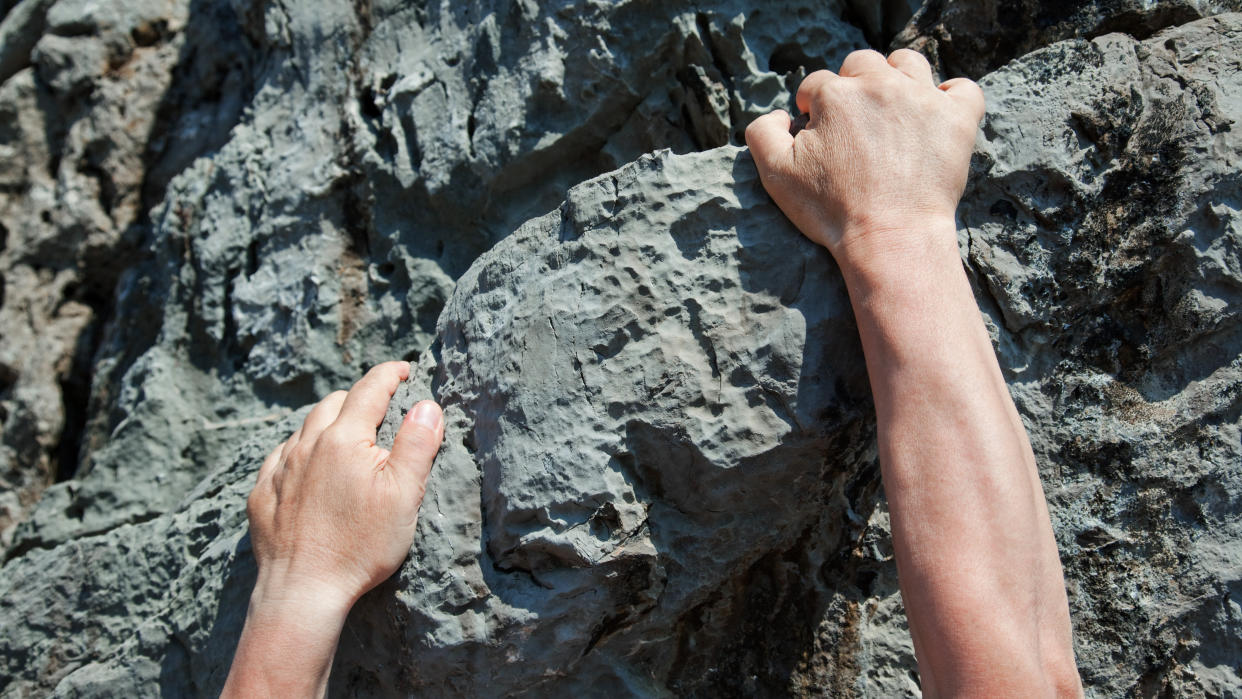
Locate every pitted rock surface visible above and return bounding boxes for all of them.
[0,1,1239,697]
[5,0,886,555]
[340,146,875,695]
[895,0,1242,78]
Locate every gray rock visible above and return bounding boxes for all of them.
[0,3,1239,699]
[962,15,1242,695]
[8,0,890,555]
[334,145,877,696]
[894,0,1242,78]
[0,0,208,546]
[0,407,306,696]
[0,0,53,87]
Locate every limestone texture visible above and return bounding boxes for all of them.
[895,0,1242,78]
[5,0,886,555]
[0,0,1240,696]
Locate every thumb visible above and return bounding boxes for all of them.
[388,400,444,493]
[745,109,795,175]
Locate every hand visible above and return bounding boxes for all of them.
[246,360,445,610]
[224,361,444,698]
[745,49,984,270]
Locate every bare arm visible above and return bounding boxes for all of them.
[222,361,444,697]
[747,49,1081,696]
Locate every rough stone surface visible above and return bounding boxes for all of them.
[0,0,254,546]
[895,0,1242,78]
[962,16,1242,693]
[339,147,882,696]
[4,0,890,555]
[0,1,1239,697]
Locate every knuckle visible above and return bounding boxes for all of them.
[411,420,440,443]
[892,47,927,64]
[797,74,832,103]
[321,424,356,450]
[246,483,270,517]
[799,70,828,89]
[284,440,311,465]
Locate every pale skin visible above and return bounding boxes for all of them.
[222,361,445,697]
[225,47,1081,697]
[746,48,1082,696]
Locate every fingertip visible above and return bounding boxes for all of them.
[390,400,444,482]
[367,360,410,382]
[337,361,414,432]
[939,77,986,119]
[745,110,795,169]
[794,69,836,115]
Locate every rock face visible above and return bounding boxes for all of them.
[4,0,891,556]
[896,0,1242,78]
[0,0,257,546]
[340,147,883,696]
[963,16,1242,693]
[0,1,1240,697]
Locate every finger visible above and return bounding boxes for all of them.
[298,390,348,443]
[794,69,838,116]
[745,110,794,173]
[256,439,286,485]
[387,401,445,492]
[939,77,986,121]
[285,427,302,452]
[887,48,934,85]
[335,361,412,436]
[839,49,889,78]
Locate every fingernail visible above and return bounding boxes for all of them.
[409,401,441,430]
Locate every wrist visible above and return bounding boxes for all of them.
[248,564,356,631]
[223,566,352,698]
[833,216,961,288]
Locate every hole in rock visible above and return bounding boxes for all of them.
[246,239,260,276]
[768,43,827,75]
[360,85,382,120]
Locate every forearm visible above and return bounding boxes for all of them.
[840,223,1079,696]
[221,571,353,698]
